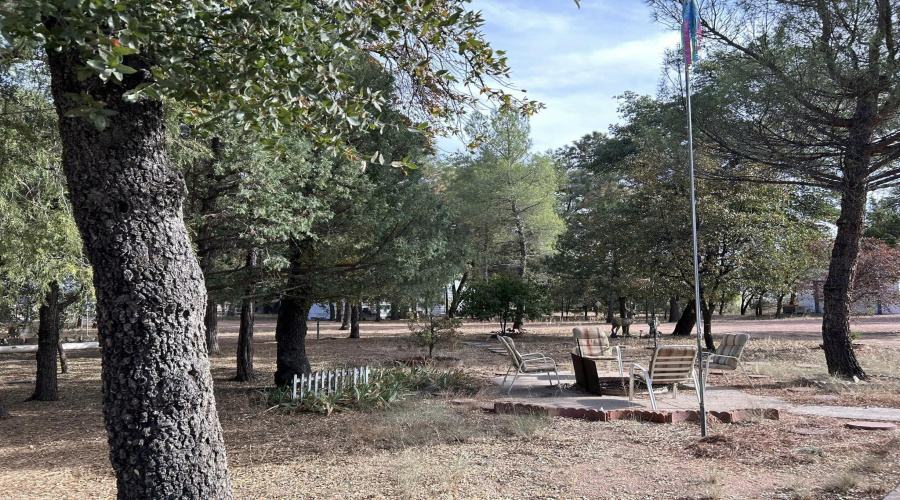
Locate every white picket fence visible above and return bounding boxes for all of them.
[291,366,371,400]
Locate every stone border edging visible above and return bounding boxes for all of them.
[493,402,779,424]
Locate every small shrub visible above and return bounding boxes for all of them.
[257,365,481,415]
[408,313,461,358]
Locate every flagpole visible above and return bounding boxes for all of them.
[684,53,708,438]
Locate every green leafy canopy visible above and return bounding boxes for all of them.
[1,0,539,158]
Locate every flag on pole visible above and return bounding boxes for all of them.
[682,0,702,66]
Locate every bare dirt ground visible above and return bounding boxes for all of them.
[1,315,899,499]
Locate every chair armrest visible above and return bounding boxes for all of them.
[630,362,650,382]
[520,352,546,358]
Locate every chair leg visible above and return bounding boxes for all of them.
[628,375,635,402]
[739,362,755,388]
[501,366,513,388]
[672,383,678,399]
[723,370,730,383]
[508,370,521,395]
[647,381,658,410]
[617,359,624,377]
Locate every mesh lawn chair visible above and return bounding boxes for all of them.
[498,336,560,395]
[572,326,623,376]
[704,333,754,387]
[629,345,699,410]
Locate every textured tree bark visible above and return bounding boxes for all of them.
[374,299,382,321]
[274,295,311,387]
[205,301,219,355]
[46,48,232,498]
[329,302,336,322]
[349,304,360,339]
[606,298,615,323]
[235,299,255,382]
[775,294,785,318]
[31,282,61,401]
[822,171,868,379]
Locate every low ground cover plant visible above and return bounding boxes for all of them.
[258,365,481,415]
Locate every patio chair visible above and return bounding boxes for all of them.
[628,345,699,410]
[571,326,623,376]
[498,336,561,395]
[703,333,754,387]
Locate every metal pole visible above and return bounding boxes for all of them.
[317,318,320,340]
[685,62,708,437]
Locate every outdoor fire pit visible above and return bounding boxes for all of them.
[572,353,668,396]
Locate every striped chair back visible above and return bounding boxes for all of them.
[648,345,698,383]
[710,333,749,369]
[572,326,612,357]
[498,336,523,369]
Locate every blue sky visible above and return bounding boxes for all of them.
[438,0,681,153]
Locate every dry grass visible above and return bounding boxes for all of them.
[1,316,899,499]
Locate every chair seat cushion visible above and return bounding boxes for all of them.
[707,362,735,371]
[521,362,556,372]
[709,354,738,369]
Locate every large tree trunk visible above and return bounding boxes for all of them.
[349,303,360,339]
[821,167,868,379]
[329,302,336,322]
[274,295,311,387]
[606,297,615,323]
[669,296,681,323]
[46,48,232,498]
[234,299,255,382]
[755,291,765,316]
[775,293,785,318]
[671,303,695,336]
[205,301,219,355]
[31,282,62,401]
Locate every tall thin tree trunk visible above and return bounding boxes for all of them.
[31,282,61,401]
[274,295,311,387]
[329,302,336,321]
[606,297,615,323]
[756,291,766,316]
[349,304,360,339]
[775,293,785,318]
[47,47,231,498]
[339,301,350,330]
[205,301,219,355]
[57,341,68,374]
[702,300,715,351]
[448,272,467,318]
[235,299,255,382]
[334,301,342,323]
